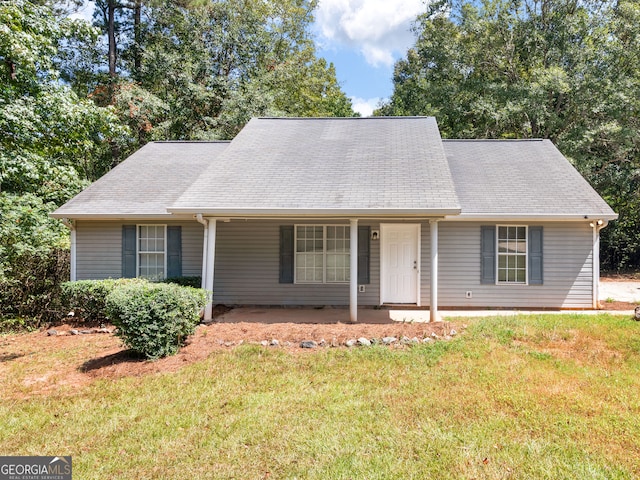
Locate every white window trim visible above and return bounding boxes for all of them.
[294,224,350,284]
[496,225,528,285]
[136,224,167,280]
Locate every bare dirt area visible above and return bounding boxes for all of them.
[0,318,459,398]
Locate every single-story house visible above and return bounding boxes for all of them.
[52,117,617,322]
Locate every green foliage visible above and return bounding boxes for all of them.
[379,0,640,270]
[162,276,202,289]
[0,193,70,326]
[105,281,206,359]
[60,278,146,321]
[70,0,355,143]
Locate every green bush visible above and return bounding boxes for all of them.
[60,278,146,321]
[105,282,207,359]
[162,276,202,289]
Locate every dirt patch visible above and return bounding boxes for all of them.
[0,319,460,398]
[600,301,638,311]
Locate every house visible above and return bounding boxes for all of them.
[52,117,617,322]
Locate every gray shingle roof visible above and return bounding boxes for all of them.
[169,117,461,215]
[53,118,617,220]
[444,139,617,218]
[52,141,229,218]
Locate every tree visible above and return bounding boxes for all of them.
[67,0,355,144]
[0,0,128,324]
[378,0,640,271]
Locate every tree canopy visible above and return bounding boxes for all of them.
[378,0,640,270]
[0,0,354,324]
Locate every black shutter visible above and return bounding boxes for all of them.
[528,226,543,285]
[167,226,182,278]
[279,225,294,283]
[357,226,370,284]
[122,225,137,278]
[480,226,496,284]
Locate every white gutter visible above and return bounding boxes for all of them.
[60,218,76,282]
[590,219,609,309]
[450,213,619,222]
[195,214,208,290]
[168,207,462,217]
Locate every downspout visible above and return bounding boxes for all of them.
[61,218,76,282]
[196,214,208,290]
[590,219,608,309]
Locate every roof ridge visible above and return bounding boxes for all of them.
[255,116,435,120]
[152,140,231,144]
[442,138,546,142]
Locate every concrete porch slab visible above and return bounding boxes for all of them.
[214,306,635,325]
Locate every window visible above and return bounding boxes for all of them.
[295,225,350,283]
[138,225,166,280]
[497,226,526,283]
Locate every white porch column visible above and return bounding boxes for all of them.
[430,219,439,322]
[204,218,217,321]
[69,222,77,281]
[62,219,76,281]
[350,219,358,323]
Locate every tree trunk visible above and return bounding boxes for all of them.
[133,0,142,79]
[108,0,117,78]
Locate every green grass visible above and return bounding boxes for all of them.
[1,314,640,479]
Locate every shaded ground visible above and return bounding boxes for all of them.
[0,319,457,397]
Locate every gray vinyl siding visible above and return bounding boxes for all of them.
[75,218,595,309]
[437,221,594,308]
[75,221,203,280]
[214,220,381,305]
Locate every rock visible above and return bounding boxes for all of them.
[422,337,434,343]
[270,339,279,347]
[69,329,80,336]
[260,340,269,347]
[357,337,371,346]
[46,329,58,336]
[450,329,458,336]
[431,332,439,339]
[283,341,292,347]
[635,306,640,321]
[400,336,411,344]
[96,328,111,334]
[300,340,317,349]
[223,341,235,347]
[410,337,420,344]
[345,339,357,347]
[318,338,326,347]
[382,336,397,345]
[80,329,95,335]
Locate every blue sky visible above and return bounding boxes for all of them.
[71,1,426,116]
[312,0,426,116]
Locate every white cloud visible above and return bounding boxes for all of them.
[316,0,424,67]
[351,97,381,117]
[68,1,95,22]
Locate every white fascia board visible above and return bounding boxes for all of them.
[448,213,619,222]
[49,213,196,221]
[167,207,463,217]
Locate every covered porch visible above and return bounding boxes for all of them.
[197,217,444,324]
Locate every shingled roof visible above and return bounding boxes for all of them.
[52,117,617,221]
[444,139,617,219]
[52,141,229,218]
[169,117,461,216]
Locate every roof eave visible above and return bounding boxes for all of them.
[167,207,462,218]
[449,213,619,222]
[49,212,192,221]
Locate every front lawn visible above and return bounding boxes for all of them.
[1,314,639,479]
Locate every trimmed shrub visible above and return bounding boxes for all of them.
[105,282,207,359]
[162,276,202,289]
[61,278,146,321]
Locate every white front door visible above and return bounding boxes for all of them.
[381,224,420,304]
